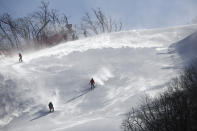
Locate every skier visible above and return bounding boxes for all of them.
[48,102,54,112]
[83,30,87,37]
[18,53,23,62]
[89,78,95,90]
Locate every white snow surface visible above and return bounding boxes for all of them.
[0,24,197,131]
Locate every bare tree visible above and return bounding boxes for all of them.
[81,8,123,37]
[32,1,51,45]
[0,13,21,49]
[0,0,78,55]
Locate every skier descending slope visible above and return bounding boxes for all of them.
[48,102,54,112]
[18,53,23,63]
[89,78,95,90]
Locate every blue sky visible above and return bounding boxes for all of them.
[0,0,197,29]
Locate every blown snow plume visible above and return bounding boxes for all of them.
[0,72,33,126]
[0,61,61,127]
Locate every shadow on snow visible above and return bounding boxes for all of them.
[66,87,95,103]
[30,109,50,121]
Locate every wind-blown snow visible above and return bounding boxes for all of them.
[0,24,197,131]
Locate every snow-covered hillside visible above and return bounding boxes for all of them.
[0,24,197,131]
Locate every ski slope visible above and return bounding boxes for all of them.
[0,24,197,131]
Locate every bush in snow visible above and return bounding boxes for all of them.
[122,62,197,131]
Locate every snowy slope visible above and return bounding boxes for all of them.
[0,24,197,131]
[170,31,197,66]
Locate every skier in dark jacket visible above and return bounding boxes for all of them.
[19,53,23,62]
[48,102,54,112]
[89,78,95,89]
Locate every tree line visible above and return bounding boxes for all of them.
[122,61,197,131]
[0,1,123,56]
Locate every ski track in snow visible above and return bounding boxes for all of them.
[0,24,197,131]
